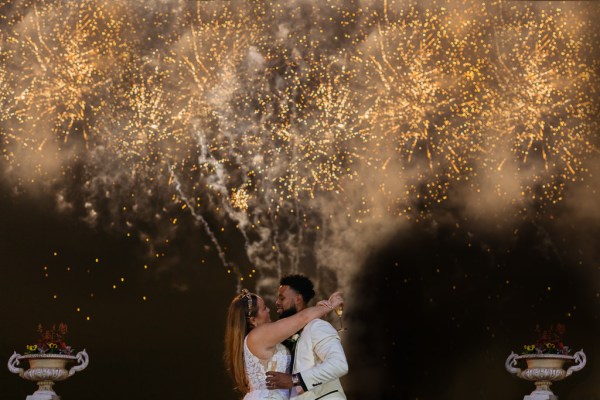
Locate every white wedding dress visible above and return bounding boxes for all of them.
[243,335,291,400]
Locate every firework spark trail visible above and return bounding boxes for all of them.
[0,0,598,297]
[190,127,256,271]
[169,163,243,287]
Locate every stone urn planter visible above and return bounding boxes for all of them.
[8,350,89,400]
[505,351,586,400]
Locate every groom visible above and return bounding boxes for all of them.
[266,274,348,399]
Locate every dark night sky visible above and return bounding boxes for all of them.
[347,212,600,399]
[0,189,234,399]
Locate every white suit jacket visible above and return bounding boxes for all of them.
[291,319,348,400]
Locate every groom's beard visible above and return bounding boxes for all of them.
[279,306,297,319]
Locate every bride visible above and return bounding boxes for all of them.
[224,288,343,399]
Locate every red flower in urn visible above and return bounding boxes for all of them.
[521,323,571,355]
[24,323,74,355]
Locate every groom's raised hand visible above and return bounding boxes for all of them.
[265,371,293,389]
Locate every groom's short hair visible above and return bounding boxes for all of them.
[280,274,316,304]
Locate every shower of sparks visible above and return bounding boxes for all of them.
[489,5,599,206]
[0,0,598,304]
[6,1,126,147]
[356,5,470,213]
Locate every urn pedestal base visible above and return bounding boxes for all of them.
[524,395,557,400]
[523,380,559,400]
[524,390,557,400]
[26,381,61,400]
[26,391,60,400]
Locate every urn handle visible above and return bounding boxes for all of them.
[505,352,522,377]
[7,352,25,378]
[566,349,586,377]
[68,349,89,377]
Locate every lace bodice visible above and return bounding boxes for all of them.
[243,335,291,400]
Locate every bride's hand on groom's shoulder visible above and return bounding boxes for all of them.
[328,291,344,309]
[316,292,343,310]
[317,300,333,309]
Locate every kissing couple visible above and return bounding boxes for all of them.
[225,274,348,399]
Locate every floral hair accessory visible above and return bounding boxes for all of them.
[240,288,253,317]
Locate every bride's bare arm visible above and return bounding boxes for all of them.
[248,292,343,358]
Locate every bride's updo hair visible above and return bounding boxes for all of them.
[224,289,259,394]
